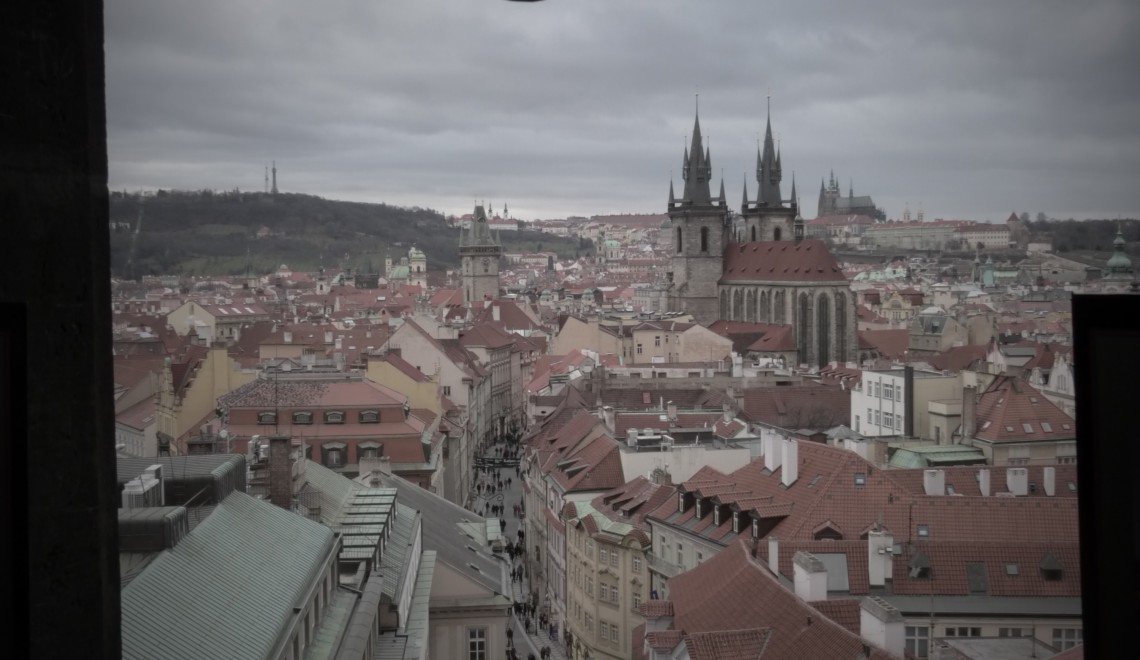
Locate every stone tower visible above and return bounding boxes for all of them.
[740,110,796,242]
[459,204,502,304]
[666,109,732,324]
[408,246,427,289]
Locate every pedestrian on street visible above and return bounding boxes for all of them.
[500,518,507,533]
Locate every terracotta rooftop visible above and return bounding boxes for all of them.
[720,240,848,284]
[858,329,910,359]
[973,376,1075,443]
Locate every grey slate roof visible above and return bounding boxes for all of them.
[117,454,247,505]
[374,473,507,597]
[301,458,369,524]
[380,503,421,602]
[121,491,336,660]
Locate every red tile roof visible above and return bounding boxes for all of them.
[973,376,1075,443]
[926,345,988,372]
[891,542,1080,597]
[658,541,899,659]
[720,240,849,283]
[738,385,850,430]
[858,329,910,359]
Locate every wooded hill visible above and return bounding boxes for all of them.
[108,190,587,279]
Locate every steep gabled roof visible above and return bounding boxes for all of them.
[720,240,848,284]
[973,376,1075,443]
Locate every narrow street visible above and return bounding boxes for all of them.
[468,437,568,660]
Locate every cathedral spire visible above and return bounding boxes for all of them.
[718,176,726,206]
[741,173,750,212]
[790,172,797,208]
[668,179,675,206]
[680,106,713,205]
[758,106,782,206]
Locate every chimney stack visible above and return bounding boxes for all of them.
[1043,466,1056,496]
[781,438,799,487]
[283,331,293,344]
[922,469,946,496]
[764,433,784,472]
[860,596,905,657]
[268,435,293,510]
[492,304,501,322]
[867,528,894,588]
[793,551,828,602]
[977,468,990,497]
[961,385,977,440]
[1006,467,1029,496]
[602,405,616,432]
[722,402,733,424]
[666,401,677,423]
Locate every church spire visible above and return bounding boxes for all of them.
[718,176,726,206]
[790,172,797,208]
[741,173,750,212]
[668,179,675,206]
[758,105,782,206]
[679,106,713,205]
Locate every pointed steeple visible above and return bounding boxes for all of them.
[718,177,726,206]
[790,172,797,208]
[668,180,675,206]
[758,107,782,207]
[679,107,713,205]
[741,174,750,212]
[820,178,825,193]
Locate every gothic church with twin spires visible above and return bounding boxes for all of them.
[666,109,857,368]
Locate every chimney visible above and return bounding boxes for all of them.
[867,528,894,588]
[781,438,799,487]
[666,401,677,423]
[961,385,977,439]
[283,330,292,344]
[793,551,828,602]
[768,536,780,575]
[335,337,342,350]
[268,435,293,510]
[860,596,905,657]
[1043,466,1056,496]
[492,305,501,322]
[977,468,990,497]
[324,330,333,343]
[602,405,616,432]
[722,402,732,424]
[1006,467,1028,496]
[764,433,784,472]
[922,469,946,496]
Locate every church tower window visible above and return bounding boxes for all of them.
[700,227,709,253]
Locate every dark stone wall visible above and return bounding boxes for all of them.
[1,2,120,658]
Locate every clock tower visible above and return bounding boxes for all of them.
[459,204,502,304]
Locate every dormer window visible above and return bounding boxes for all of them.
[359,410,379,424]
[324,411,345,424]
[257,411,277,425]
[292,411,313,425]
[732,511,741,533]
[713,506,720,526]
[752,518,759,538]
[1041,553,1063,581]
[695,499,703,520]
[909,551,932,579]
[678,492,685,513]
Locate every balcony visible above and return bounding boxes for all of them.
[647,553,684,578]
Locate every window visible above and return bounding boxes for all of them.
[257,411,277,425]
[896,386,902,402]
[610,623,619,642]
[599,547,608,564]
[654,335,661,347]
[599,583,608,601]
[917,524,929,539]
[443,385,451,396]
[883,383,894,400]
[676,542,684,565]
[732,511,740,533]
[867,408,872,425]
[632,557,641,574]
[600,621,609,640]
[585,614,593,633]
[610,551,618,568]
[700,226,709,252]
[896,414,903,430]
[854,472,866,487]
[874,410,881,426]
[945,627,981,638]
[586,540,594,559]
[695,551,703,564]
[905,626,929,658]
[586,576,593,596]
[884,412,894,429]
[612,584,619,603]
[325,448,343,467]
[324,410,344,424]
[855,415,860,432]
[1052,628,1082,651]
[999,628,1030,638]
[633,591,641,609]
[636,343,643,355]
[359,410,379,423]
[468,627,487,660]
[874,382,881,397]
[292,411,313,424]
[676,227,682,253]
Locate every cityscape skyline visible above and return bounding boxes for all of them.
[105,1,1140,221]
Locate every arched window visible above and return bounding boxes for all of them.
[774,226,783,241]
[700,227,709,252]
[817,293,831,367]
[676,227,683,254]
[751,226,757,242]
[798,293,811,362]
[733,289,744,320]
[835,293,848,364]
[760,290,769,323]
[719,290,729,319]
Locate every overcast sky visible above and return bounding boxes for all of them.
[105,0,1140,222]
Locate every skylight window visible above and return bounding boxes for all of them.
[917,524,929,539]
[1022,423,1034,433]
[1061,423,1071,430]
[854,473,866,487]
[1041,422,1053,433]
[808,474,823,488]
[1005,563,1019,576]
[1005,425,1015,432]
[982,421,991,429]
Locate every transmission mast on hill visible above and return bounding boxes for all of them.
[271,161,278,195]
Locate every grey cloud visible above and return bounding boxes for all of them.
[105,0,1140,221]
